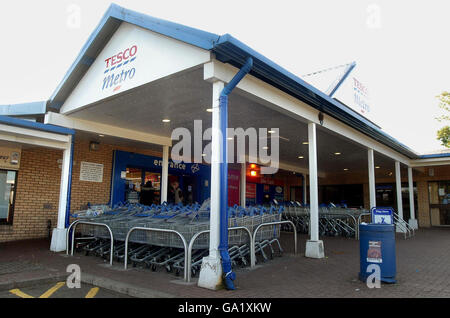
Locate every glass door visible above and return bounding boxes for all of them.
[0,170,17,224]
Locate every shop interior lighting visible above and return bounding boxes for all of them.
[162,119,171,123]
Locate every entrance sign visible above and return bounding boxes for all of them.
[80,161,104,183]
[371,207,394,225]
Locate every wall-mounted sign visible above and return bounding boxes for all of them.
[0,147,21,170]
[80,161,104,183]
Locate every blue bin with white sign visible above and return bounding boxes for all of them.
[359,208,396,283]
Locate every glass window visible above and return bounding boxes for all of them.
[0,170,17,224]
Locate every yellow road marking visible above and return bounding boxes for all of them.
[38,282,66,298]
[9,289,34,298]
[85,287,99,298]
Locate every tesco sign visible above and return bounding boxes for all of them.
[102,45,138,92]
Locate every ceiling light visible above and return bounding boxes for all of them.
[202,154,206,157]
[344,168,349,171]
[162,119,171,123]
[206,108,213,112]
[262,146,269,150]
[98,134,104,137]
[334,152,341,155]
[268,130,276,134]
[227,137,233,140]
[298,156,304,159]
[375,166,380,169]
[302,142,309,145]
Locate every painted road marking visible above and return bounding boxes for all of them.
[9,282,100,298]
[9,289,34,298]
[85,287,99,298]
[38,281,66,298]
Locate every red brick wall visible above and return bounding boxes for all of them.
[0,147,62,242]
[0,140,162,243]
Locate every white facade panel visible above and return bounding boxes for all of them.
[61,22,211,114]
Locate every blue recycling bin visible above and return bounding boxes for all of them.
[359,223,396,283]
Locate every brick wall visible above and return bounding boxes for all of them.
[0,147,62,242]
[0,140,162,243]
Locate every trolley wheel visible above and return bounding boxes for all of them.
[151,264,157,272]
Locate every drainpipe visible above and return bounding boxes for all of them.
[64,136,74,228]
[219,57,253,290]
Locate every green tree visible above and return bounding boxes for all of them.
[436,91,450,148]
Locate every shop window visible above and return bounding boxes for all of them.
[0,170,18,225]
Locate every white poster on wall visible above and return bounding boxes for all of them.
[80,161,104,183]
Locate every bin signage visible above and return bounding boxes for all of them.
[367,240,382,263]
[371,207,394,225]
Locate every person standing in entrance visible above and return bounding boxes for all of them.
[172,181,184,204]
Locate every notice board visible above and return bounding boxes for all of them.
[80,161,104,183]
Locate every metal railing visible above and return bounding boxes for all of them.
[123,227,188,281]
[251,220,297,268]
[66,219,80,255]
[357,211,415,240]
[186,226,253,283]
[393,212,415,239]
[69,221,114,266]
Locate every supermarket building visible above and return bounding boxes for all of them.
[1,4,450,288]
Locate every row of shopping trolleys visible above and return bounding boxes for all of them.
[279,201,369,239]
[68,201,288,280]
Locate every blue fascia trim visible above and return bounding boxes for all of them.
[419,153,450,159]
[48,3,219,109]
[108,4,219,50]
[0,115,75,135]
[329,62,356,97]
[0,101,46,116]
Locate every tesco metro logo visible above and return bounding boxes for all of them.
[102,45,138,92]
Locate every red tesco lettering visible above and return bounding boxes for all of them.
[105,45,138,68]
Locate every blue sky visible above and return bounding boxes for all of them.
[1,0,449,153]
